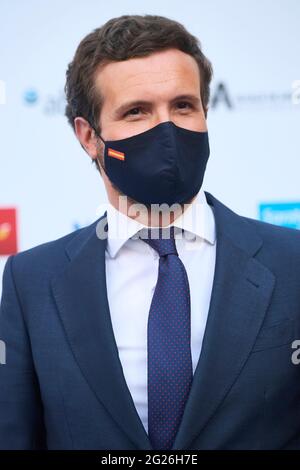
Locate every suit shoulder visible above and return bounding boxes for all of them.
[241,215,300,253]
[9,218,100,276]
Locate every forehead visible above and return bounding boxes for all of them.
[95,48,201,104]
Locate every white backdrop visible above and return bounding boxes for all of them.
[1,0,299,296]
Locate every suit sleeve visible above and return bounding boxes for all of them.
[0,255,46,449]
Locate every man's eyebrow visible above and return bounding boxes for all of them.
[113,94,201,117]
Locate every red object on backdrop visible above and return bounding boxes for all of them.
[0,208,18,256]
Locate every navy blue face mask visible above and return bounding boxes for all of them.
[95,120,210,206]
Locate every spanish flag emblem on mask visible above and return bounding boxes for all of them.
[108,148,125,161]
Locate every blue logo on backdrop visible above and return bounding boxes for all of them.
[23,88,65,114]
[259,202,300,230]
[23,89,39,105]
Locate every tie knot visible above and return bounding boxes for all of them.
[140,225,178,257]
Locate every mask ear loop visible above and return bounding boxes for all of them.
[92,126,106,173]
[91,125,105,143]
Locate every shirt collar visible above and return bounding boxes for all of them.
[106,188,216,258]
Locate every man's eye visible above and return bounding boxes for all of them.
[124,107,141,117]
[176,102,192,110]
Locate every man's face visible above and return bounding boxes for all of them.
[75,47,208,210]
[96,47,208,142]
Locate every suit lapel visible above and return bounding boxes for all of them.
[51,215,152,450]
[171,193,276,449]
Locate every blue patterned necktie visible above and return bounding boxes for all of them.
[140,225,193,450]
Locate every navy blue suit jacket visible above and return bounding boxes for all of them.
[0,192,300,449]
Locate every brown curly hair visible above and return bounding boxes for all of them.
[64,14,213,167]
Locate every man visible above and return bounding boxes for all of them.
[0,14,300,450]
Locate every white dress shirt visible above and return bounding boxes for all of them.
[104,188,217,433]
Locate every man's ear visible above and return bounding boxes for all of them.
[74,116,100,160]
